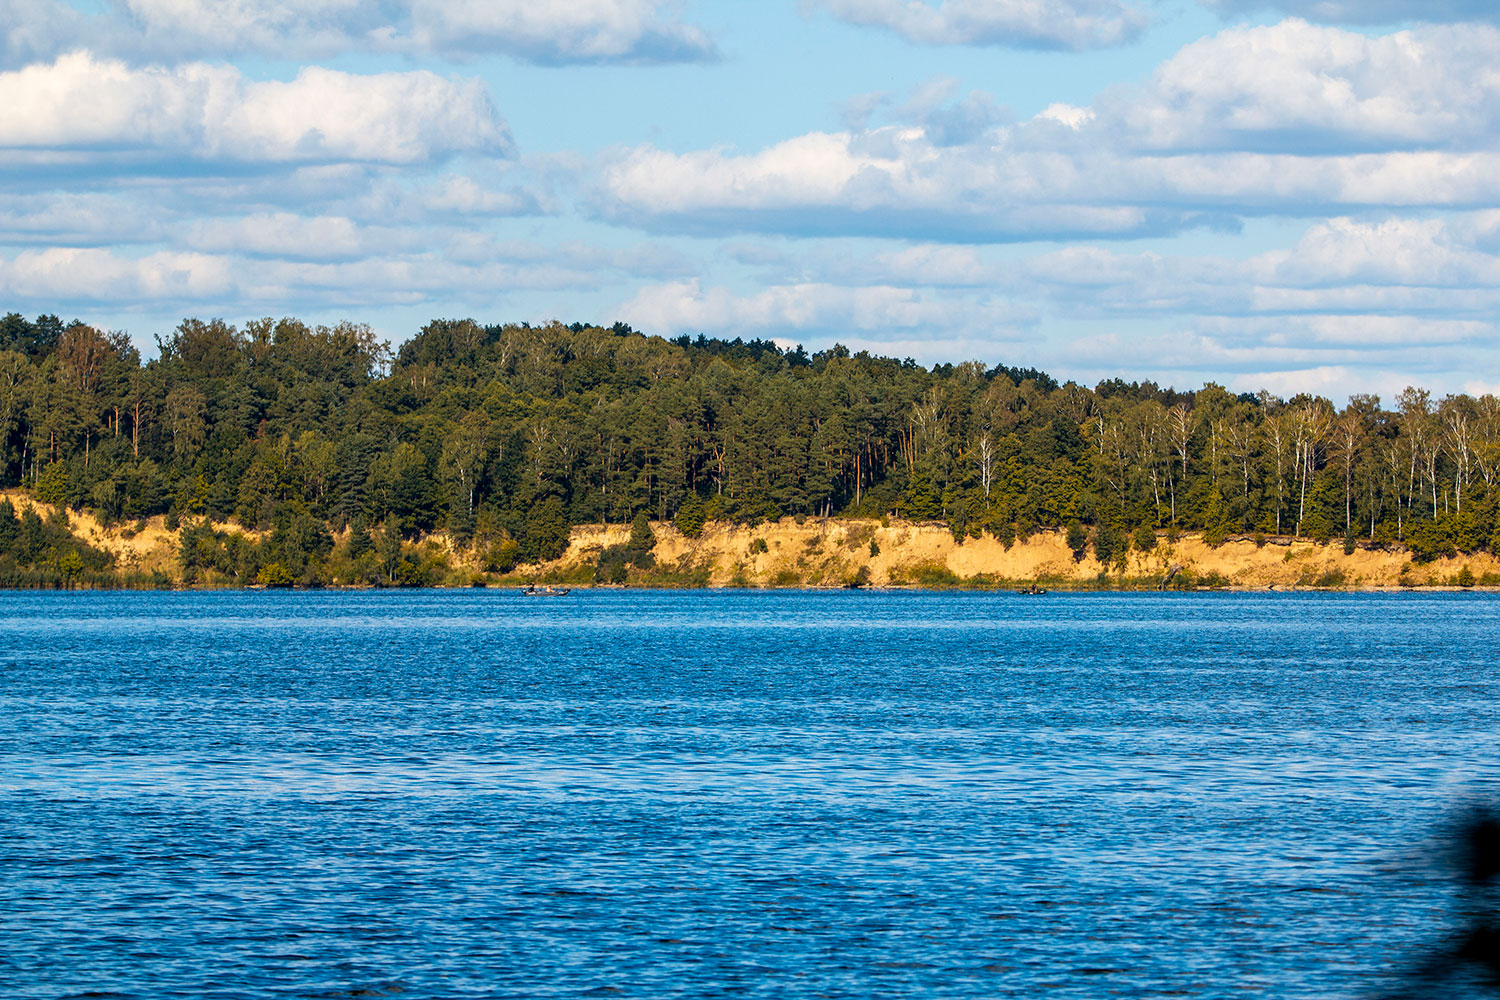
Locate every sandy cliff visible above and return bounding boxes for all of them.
[543,517,1494,589]
[6,486,1491,588]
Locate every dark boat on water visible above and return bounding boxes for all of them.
[522,585,570,596]
[1017,584,1047,595]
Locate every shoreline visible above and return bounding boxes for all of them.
[5,488,1497,592]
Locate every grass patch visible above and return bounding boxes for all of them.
[889,561,961,587]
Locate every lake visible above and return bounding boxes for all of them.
[3,590,1498,998]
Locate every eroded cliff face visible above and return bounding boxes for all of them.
[542,517,1496,589]
[6,485,1491,589]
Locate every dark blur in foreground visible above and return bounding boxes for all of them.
[1378,805,1500,997]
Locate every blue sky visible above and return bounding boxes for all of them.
[3,1,1499,401]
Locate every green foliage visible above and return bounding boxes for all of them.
[35,463,68,506]
[1093,521,1123,565]
[868,539,880,557]
[4,310,1500,592]
[595,545,629,584]
[1407,520,1457,563]
[522,496,571,563]
[626,512,657,568]
[0,498,15,549]
[257,562,295,588]
[1066,520,1087,561]
[748,537,769,555]
[1457,565,1476,588]
[0,499,113,588]
[674,494,708,537]
[891,560,960,587]
[1132,524,1157,552]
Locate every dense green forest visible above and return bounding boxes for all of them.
[0,310,1495,585]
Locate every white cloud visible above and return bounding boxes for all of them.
[1056,317,1490,381]
[615,278,1024,338]
[1019,216,1500,316]
[0,51,510,165]
[0,0,716,66]
[596,21,1500,241]
[0,247,234,301]
[0,234,699,312]
[1199,0,1500,26]
[351,172,546,224]
[0,192,163,244]
[889,76,1008,146]
[402,0,717,63]
[597,130,1175,240]
[1107,20,1500,153]
[184,213,386,260]
[0,0,91,67]
[809,0,1147,50]
[117,0,373,59]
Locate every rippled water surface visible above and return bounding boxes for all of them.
[4,589,1499,999]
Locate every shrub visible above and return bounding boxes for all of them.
[895,561,960,587]
[1133,524,1157,552]
[257,562,295,588]
[595,545,629,584]
[1406,521,1456,563]
[1066,520,1087,561]
[674,494,708,537]
[1314,568,1346,588]
[1457,565,1476,588]
[748,537,769,555]
[35,462,68,507]
[1093,521,1122,564]
[483,537,519,573]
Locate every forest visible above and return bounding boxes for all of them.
[0,310,1495,586]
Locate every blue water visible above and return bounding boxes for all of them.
[3,590,1499,999]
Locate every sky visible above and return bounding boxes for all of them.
[3,1,1500,401]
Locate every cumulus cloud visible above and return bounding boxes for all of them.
[596,20,1500,242]
[0,247,234,301]
[597,131,1185,241]
[0,51,510,165]
[808,0,1147,50]
[0,192,164,245]
[1105,20,1500,153]
[615,278,1026,339]
[890,76,1009,147]
[0,0,716,66]
[0,0,92,66]
[1053,317,1493,394]
[401,0,717,63]
[1006,216,1500,330]
[0,230,700,313]
[1198,0,1500,26]
[184,213,393,260]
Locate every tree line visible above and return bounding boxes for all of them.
[0,309,1494,585]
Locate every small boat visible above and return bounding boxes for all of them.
[1016,584,1048,595]
[521,585,571,596]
